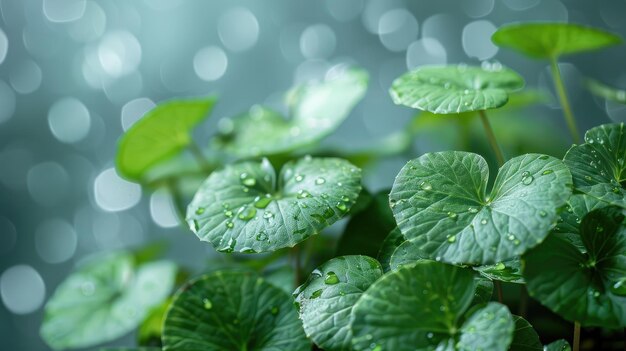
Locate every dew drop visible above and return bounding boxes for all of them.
[541,170,553,175]
[480,219,487,225]
[256,231,268,241]
[315,177,325,185]
[295,174,304,182]
[539,155,549,160]
[297,190,311,199]
[195,207,205,215]
[447,235,456,243]
[447,212,458,220]
[254,195,272,209]
[263,211,274,219]
[226,220,234,228]
[493,262,505,270]
[311,289,323,299]
[335,202,348,212]
[238,207,257,221]
[324,272,339,285]
[203,298,213,310]
[610,279,626,296]
[340,195,350,202]
[539,210,547,217]
[224,210,233,218]
[420,181,432,191]
[240,172,256,187]
[468,207,479,214]
[270,306,279,315]
[522,174,534,185]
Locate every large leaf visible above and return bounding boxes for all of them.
[390,151,572,265]
[162,270,308,351]
[563,123,625,208]
[492,23,622,59]
[187,157,362,253]
[523,206,626,327]
[350,261,514,351]
[390,65,524,114]
[213,67,368,157]
[41,252,177,350]
[509,316,542,351]
[293,256,383,351]
[116,98,216,181]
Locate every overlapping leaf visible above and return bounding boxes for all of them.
[187,157,362,253]
[390,151,572,265]
[390,64,524,114]
[293,256,383,351]
[162,270,309,351]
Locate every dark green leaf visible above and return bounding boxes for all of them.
[351,261,514,351]
[543,339,571,351]
[377,227,405,272]
[293,256,383,351]
[390,151,572,265]
[390,64,524,114]
[509,316,542,351]
[523,206,626,327]
[492,23,622,59]
[41,252,177,350]
[213,67,368,157]
[100,348,161,351]
[474,260,524,284]
[187,157,362,253]
[116,98,216,181]
[473,277,494,306]
[162,270,309,351]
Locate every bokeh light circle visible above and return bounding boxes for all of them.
[193,46,228,81]
[48,97,91,143]
[35,219,78,264]
[94,167,142,212]
[0,265,46,315]
[218,7,259,52]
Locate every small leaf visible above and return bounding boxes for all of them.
[162,271,309,351]
[543,339,572,351]
[473,277,494,306]
[377,227,405,272]
[293,256,383,351]
[509,315,542,351]
[187,157,362,253]
[138,298,172,346]
[474,259,524,284]
[586,79,626,104]
[350,261,514,351]
[390,151,572,265]
[213,67,368,157]
[41,252,177,350]
[390,64,524,114]
[523,206,626,327]
[563,123,625,209]
[116,98,216,181]
[492,23,622,59]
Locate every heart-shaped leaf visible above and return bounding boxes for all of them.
[41,252,177,350]
[523,206,626,327]
[390,151,572,265]
[563,123,625,209]
[492,23,622,59]
[213,67,368,157]
[509,315,542,351]
[350,261,514,351]
[390,64,524,114]
[116,98,216,182]
[587,79,626,104]
[187,157,362,253]
[293,256,383,351]
[162,270,309,351]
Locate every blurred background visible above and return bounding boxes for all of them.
[1,0,625,350]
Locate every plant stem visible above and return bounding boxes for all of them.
[292,246,301,286]
[573,321,581,351]
[549,57,581,144]
[494,281,504,303]
[188,140,212,173]
[478,110,505,167]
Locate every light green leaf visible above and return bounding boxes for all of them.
[509,316,542,351]
[162,271,309,351]
[492,23,622,59]
[390,64,524,114]
[213,67,368,157]
[351,261,514,351]
[187,157,362,253]
[523,206,626,327]
[41,252,177,350]
[563,123,625,209]
[586,79,626,104]
[474,260,524,284]
[138,297,172,346]
[293,256,383,351]
[543,340,571,351]
[390,151,572,265]
[116,98,216,182]
[377,227,405,272]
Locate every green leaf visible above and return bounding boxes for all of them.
[390,151,572,265]
[138,298,172,346]
[563,123,625,209]
[390,64,524,114]
[377,227,405,272]
[388,238,425,271]
[293,256,383,351]
[213,67,368,157]
[473,277,494,306]
[41,252,177,350]
[116,98,216,181]
[350,261,514,351]
[509,316,542,351]
[187,157,362,253]
[100,348,161,351]
[335,191,396,257]
[162,270,309,351]
[492,23,622,59]
[474,260,524,284]
[264,266,296,295]
[523,206,626,327]
[586,79,626,104]
[543,340,571,351]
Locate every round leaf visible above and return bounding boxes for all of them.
[350,261,514,351]
[523,206,626,327]
[213,67,368,157]
[390,64,524,114]
[492,23,622,59]
[187,157,362,253]
[390,151,572,265]
[509,316,542,351]
[377,227,405,272]
[41,252,177,350]
[116,98,216,181]
[293,256,383,351]
[563,123,625,209]
[162,270,309,351]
